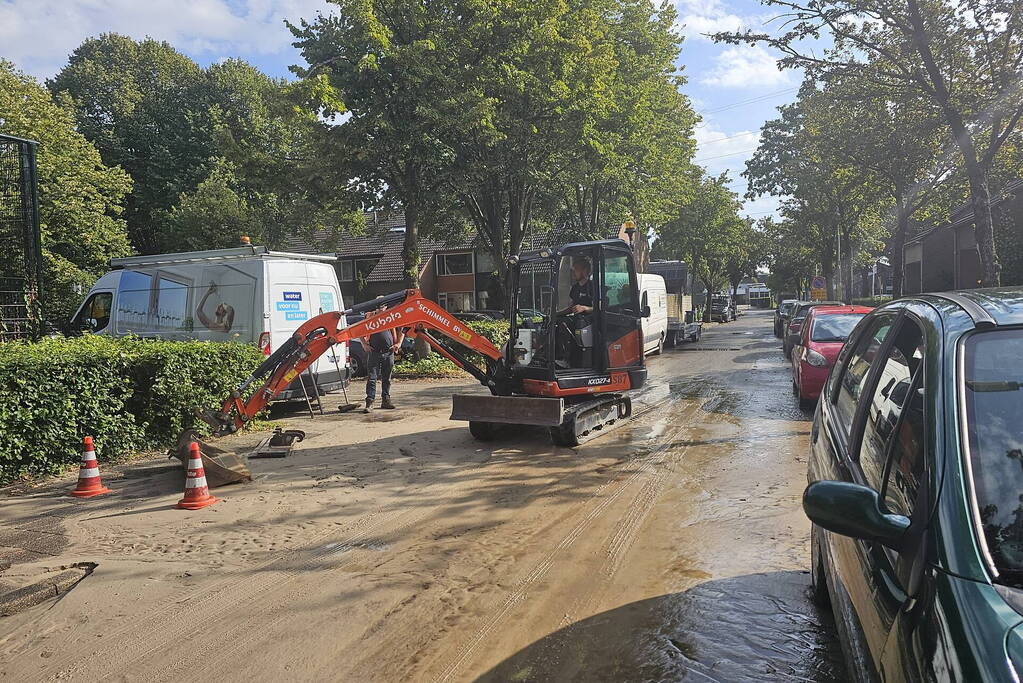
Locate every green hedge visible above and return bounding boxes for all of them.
[395,319,510,377]
[0,335,262,484]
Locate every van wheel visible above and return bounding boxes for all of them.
[349,354,364,378]
[665,330,677,348]
[653,334,664,355]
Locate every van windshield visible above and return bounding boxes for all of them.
[963,328,1023,587]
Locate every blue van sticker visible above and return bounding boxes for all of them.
[319,291,335,312]
[282,291,302,301]
[284,311,308,321]
[276,301,300,311]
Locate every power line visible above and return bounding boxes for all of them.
[694,147,759,163]
[693,87,799,126]
[697,130,759,145]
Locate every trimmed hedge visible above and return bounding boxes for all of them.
[0,336,262,484]
[395,319,510,377]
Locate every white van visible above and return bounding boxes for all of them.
[69,246,349,399]
[637,273,668,355]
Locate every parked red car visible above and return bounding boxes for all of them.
[791,305,872,404]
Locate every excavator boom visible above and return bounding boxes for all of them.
[198,290,506,437]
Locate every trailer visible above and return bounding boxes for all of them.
[666,294,702,346]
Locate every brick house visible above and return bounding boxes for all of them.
[283,212,500,311]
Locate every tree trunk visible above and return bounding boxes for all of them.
[822,259,835,301]
[401,205,421,288]
[701,277,713,323]
[965,169,1000,287]
[890,199,909,298]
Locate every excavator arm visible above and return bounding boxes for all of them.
[198,289,506,437]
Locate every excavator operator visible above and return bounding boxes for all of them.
[554,257,595,368]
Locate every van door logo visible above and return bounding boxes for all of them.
[283,291,302,301]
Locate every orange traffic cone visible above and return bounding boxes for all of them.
[176,442,219,510]
[69,436,112,498]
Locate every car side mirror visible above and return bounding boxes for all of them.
[803,481,909,551]
[641,305,651,318]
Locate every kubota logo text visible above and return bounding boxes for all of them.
[367,310,403,331]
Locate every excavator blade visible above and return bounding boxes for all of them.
[171,429,252,487]
[450,394,564,426]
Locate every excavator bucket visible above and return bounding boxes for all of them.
[171,429,252,487]
[450,394,565,426]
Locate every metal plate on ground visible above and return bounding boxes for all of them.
[451,394,565,426]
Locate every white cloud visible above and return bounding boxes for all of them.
[0,0,330,78]
[699,45,789,88]
[674,0,744,41]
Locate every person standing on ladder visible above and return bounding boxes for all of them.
[362,306,404,412]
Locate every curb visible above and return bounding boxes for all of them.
[0,564,93,617]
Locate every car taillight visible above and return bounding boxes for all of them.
[803,348,828,367]
[258,332,271,356]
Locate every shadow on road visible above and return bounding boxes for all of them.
[477,570,847,682]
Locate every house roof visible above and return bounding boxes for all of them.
[281,212,475,282]
[906,178,1023,247]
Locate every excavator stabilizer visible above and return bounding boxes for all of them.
[450,394,565,426]
[171,429,252,487]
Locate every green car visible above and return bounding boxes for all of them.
[804,288,1023,682]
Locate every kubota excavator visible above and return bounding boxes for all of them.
[193,239,648,447]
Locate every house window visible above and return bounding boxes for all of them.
[437,252,473,275]
[475,251,496,273]
[339,257,381,281]
[439,291,475,312]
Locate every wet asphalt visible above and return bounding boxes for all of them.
[478,308,849,682]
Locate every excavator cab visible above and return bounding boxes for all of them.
[506,240,647,396]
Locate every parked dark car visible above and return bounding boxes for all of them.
[783,300,844,358]
[804,288,1023,682]
[774,298,799,337]
[710,294,736,322]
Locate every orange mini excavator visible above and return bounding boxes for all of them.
[195,239,648,446]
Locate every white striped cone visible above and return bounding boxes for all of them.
[69,436,112,498]
[176,442,219,510]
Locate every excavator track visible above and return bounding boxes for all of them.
[549,394,632,447]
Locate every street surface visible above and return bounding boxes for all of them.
[0,309,846,681]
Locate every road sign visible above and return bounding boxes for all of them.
[811,275,826,290]
[810,288,827,301]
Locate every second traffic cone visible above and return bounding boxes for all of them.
[69,436,112,498]
[176,442,219,510]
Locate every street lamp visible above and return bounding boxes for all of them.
[622,217,637,248]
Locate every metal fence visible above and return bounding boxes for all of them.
[0,134,42,341]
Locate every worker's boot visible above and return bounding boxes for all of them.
[364,399,374,413]
[381,397,396,410]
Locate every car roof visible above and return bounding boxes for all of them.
[915,287,1023,327]
[808,305,873,316]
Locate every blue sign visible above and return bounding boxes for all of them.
[319,291,336,312]
[276,301,300,311]
[284,311,308,321]
[282,291,302,301]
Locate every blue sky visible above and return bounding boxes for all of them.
[1,0,797,219]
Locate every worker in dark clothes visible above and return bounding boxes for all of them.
[562,257,594,315]
[362,311,405,412]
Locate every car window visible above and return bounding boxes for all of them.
[857,320,924,515]
[72,291,113,332]
[811,313,866,342]
[963,328,1023,588]
[834,314,896,430]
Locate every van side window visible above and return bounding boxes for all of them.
[857,321,924,505]
[116,271,153,332]
[834,314,896,432]
[73,292,113,332]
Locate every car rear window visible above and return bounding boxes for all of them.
[963,328,1023,587]
[810,313,865,342]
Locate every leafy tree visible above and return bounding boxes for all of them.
[725,219,766,298]
[718,0,1023,286]
[0,60,132,322]
[49,34,209,254]
[657,172,747,321]
[289,1,469,287]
